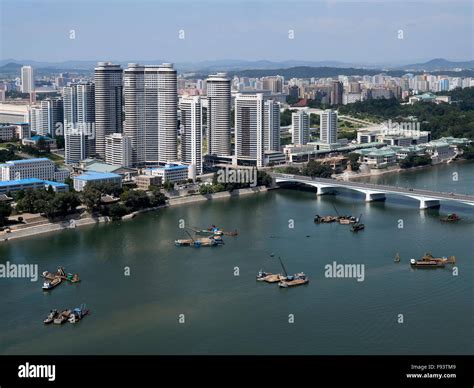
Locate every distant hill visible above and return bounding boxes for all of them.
[400,58,474,71]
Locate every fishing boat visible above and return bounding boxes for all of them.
[43,309,58,324]
[256,270,286,283]
[42,267,80,283]
[68,304,90,324]
[410,259,445,268]
[351,214,365,232]
[440,213,461,222]
[42,276,61,290]
[53,310,71,324]
[314,215,338,223]
[394,253,401,263]
[421,253,456,264]
[278,272,309,288]
[175,231,222,247]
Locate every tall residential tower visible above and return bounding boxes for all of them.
[94,62,123,158]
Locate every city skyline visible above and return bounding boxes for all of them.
[1,0,473,64]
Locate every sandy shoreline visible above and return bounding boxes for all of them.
[0,186,269,242]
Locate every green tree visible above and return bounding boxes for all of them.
[163,180,175,191]
[0,202,12,226]
[109,203,129,221]
[302,160,333,178]
[347,153,361,171]
[81,186,102,212]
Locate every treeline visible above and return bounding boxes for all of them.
[338,87,474,140]
[199,170,273,194]
[399,154,432,169]
[275,160,333,178]
[11,182,168,222]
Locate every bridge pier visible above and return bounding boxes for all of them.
[316,186,334,196]
[365,192,386,202]
[419,199,440,209]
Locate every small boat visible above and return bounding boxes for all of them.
[43,309,58,324]
[410,259,445,268]
[314,215,338,224]
[440,213,461,222]
[53,310,71,324]
[421,253,456,264]
[42,277,61,290]
[278,272,309,288]
[256,270,286,283]
[394,253,401,263]
[351,214,365,232]
[68,304,90,323]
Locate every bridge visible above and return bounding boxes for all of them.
[271,173,474,209]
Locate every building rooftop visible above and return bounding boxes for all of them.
[85,162,122,174]
[4,157,51,165]
[0,178,44,187]
[74,172,122,181]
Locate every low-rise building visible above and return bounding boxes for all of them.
[144,164,189,183]
[134,175,162,190]
[73,172,123,192]
[0,178,68,194]
[0,157,70,182]
[356,147,397,168]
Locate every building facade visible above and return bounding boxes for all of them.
[94,62,123,158]
[206,73,231,156]
[180,96,202,176]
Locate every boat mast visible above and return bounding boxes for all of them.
[278,257,288,277]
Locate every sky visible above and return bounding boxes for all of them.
[1,0,473,64]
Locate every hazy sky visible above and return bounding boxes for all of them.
[1,0,473,64]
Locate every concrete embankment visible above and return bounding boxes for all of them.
[0,186,269,241]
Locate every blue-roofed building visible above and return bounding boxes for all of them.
[144,163,189,183]
[0,157,70,183]
[0,178,69,194]
[73,172,122,191]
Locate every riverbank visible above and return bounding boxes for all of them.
[339,158,471,181]
[0,186,269,242]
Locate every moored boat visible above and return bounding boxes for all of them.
[440,213,461,223]
[53,310,71,324]
[410,259,445,268]
[43,309,58,324]
[68,304,90,323]
[278,272,309,288]
[42,276,61,291]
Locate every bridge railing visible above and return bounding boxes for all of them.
[270,173,474,201]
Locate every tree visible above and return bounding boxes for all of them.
[0,202,12,226]
[302,160,333,178]
[109,203,129,221]
[81,186,102,212]
[347,153,361,171]
[257,171,273,187]
[149,190,167,207]
[163,180,175,191]
[120,190,150,210]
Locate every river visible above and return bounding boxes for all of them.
[1,161,473,355]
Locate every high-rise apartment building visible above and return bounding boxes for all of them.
[264,99,280,151]
[291,111,309,146]
[235,93,265,168]
[62,82,95,164]
[320,109,337,144]
[206,73,231,156]
[180,96,202,176]
[330,80,343,105]
[21,66,34,93]
[94,62,123,158]
[105,133,132,167]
